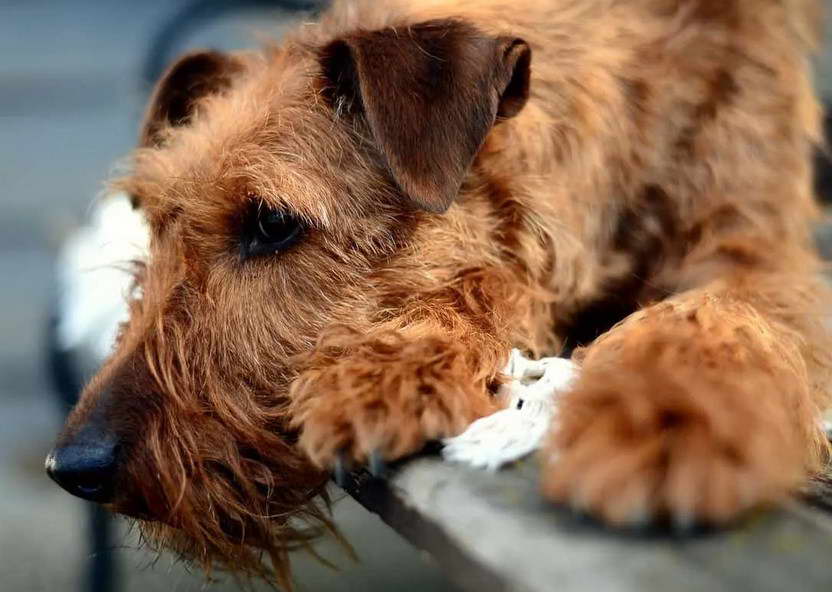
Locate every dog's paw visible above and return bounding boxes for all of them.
[540,364,808,529]
[290,336,498,472]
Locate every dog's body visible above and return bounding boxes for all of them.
[49,0,832,585]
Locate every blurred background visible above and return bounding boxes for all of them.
[2,1,832,591]
[0,1,457,591]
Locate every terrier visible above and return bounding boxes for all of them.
[48,0,832,585]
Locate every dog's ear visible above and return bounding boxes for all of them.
[140,50,242,146]
[320,20,531,213]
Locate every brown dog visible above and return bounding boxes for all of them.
[48,0,832,586]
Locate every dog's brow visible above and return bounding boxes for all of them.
[252,194,329,231]
[245,184,332,230]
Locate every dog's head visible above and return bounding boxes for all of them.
[47,16,531,584]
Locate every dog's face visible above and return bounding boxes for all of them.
[47,18,530,583]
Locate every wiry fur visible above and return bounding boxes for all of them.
[55,0,831,587]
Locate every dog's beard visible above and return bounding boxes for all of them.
[132,494,334,590]
[117,413,334,590]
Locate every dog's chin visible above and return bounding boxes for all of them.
[109,495,156,523]
[110,488,336,588]
[126,505,306,588]
[113,496,253,540]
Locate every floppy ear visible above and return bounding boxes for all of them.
[140,50,242,146]
[320,20,531,213]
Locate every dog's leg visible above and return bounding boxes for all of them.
[289,324,506,471]
[289,266,549,471]
[541,270,832,527]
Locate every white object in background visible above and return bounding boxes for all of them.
[442,350,578,471]
[55,192,149,364]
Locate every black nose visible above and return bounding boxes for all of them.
[46,436,119,503]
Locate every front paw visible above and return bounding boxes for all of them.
[290,335,498,471]
[540,364,810,528]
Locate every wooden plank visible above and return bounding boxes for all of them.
[342,457,832,592]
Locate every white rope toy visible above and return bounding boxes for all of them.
[442,350,579,471]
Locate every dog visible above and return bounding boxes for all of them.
[47,0,832,586]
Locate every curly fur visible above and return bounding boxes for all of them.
[54,0,832,587]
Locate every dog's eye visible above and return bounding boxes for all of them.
[242,203,305,259]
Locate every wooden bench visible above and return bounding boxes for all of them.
[342,457,832,592]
